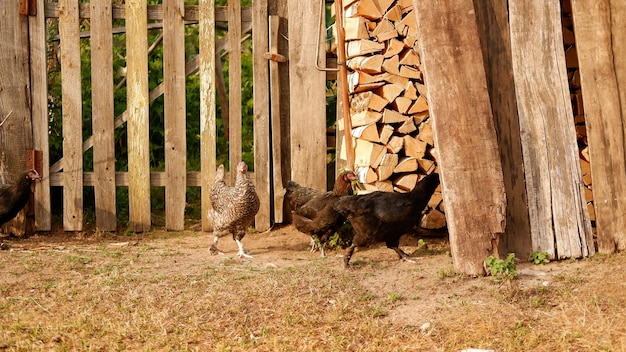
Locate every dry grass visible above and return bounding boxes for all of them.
[1,228,625,351]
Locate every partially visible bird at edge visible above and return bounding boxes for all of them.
[0,169,41,229]
[207,161,260,258]
[285,170,357,257]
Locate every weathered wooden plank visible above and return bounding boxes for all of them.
[473,0,531,259]
[228,0,243,183]
[268,15,287,223]
[509,0,592,259]
[572,0,626,252]
[199,0,217,232]
[0,0,34,235]
[288,0,327,191]
[90,0,117,231]
[58,0,83,231]
[413,0,506,276]
[164,0,187,231]
[126,0,151,232]
[29,0,51,232]
[252,0,271,230]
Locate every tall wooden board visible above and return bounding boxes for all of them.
[199,0,217,232]
[473,1,531,259]
[413,0,506,275]
[228,0,243,183]
[126,0,151,232]
[59,0,83,231]
[252,0,271,230]
[288,0,327,191]
[509,0,593,259]
[164,0,187,230]
[30,0,51,232]
[90,0,117,231]
[0,0,34,235]
[572,0,626,252]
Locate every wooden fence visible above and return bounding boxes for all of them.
[22,0,329,234]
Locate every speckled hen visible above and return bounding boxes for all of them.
[207,161,260,258]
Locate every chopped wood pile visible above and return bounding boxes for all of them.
[333,0,445,229]
[562,1,594,227]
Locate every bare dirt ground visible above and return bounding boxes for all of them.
[1,225,625,351]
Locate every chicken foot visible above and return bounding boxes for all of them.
[391,246,416,263]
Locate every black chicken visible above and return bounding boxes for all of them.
[285,170,357,256]
[0,169,41,228]
[207,161,260,258]
[333,172,440,268]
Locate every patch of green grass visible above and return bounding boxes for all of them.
[485,253,517,281]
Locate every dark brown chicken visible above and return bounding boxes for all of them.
[285,170,357,256]
[0,169,41,228]
[333,172,440,268]
[207,161,260,258]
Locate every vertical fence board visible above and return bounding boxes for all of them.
[252,0,270,230]
[126,0,151,232]
[164,0,187,230]
[288,0,326,191]
[268,15,286,223]
[90,0,117,231]
[413,0,507,276]
[509,0,593,259]
[473,0,531,259]
[199,0,216,232]
[228,0,242,182]
[30,0,51,231]
[572,0,626,252]
[59,0,83,231]
[0,0,33,235]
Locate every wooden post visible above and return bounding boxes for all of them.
[30,0,51,232]
[59,0,83,231]
[228,0,242,183]
[509,0,593,259]
[413,0,507,276]
[90,0,117,231]
[199,0,217,232]
[571,0,626,252]
[252,0,271,230]
[164,0,187,231]
[288,0,327,191]
[473,1,532,259]
[0,0,34,235]
[126,0,151,232]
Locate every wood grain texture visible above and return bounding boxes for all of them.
[59,0,84,231]
[228,0,242,184]
[126,0,151,232]
[0,0,34,235]
[288,0,327,191]
[413,0,506,276]
[29,0,51,232]
[268,15,287,223]
[90,0,117,231]
[473,0,531,259]
[509,0,593,259]
[252,0,271,230]
[572,0,626,252]
[199,0,217,232]
[164,0,187,231]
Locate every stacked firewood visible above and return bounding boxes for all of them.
[334,0,445,229]
[562,0,595,227]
